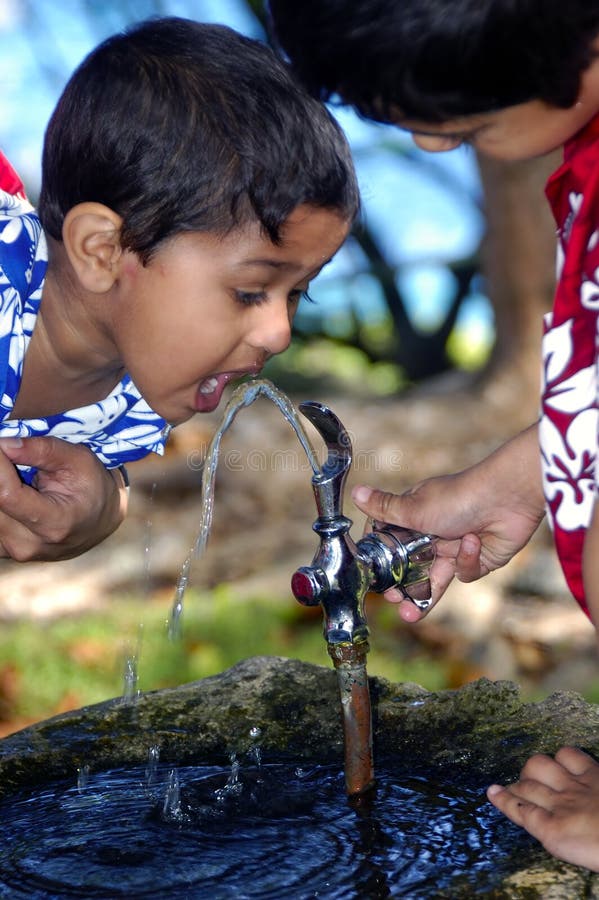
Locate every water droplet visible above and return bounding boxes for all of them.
[76,765,90,791]
[163,769,182,819]
[248,746,262,768]
[168,557,190,641]
[145,746,160,787]
[122,653,139,701]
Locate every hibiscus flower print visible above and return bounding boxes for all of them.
[540,410,596,531]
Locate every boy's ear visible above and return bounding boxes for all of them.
[62,203,124,293]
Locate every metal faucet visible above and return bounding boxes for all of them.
[290,400,436,797]
[291,401,437,648]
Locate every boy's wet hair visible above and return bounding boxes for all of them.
[268,0,599,123]
[39,17,359,262]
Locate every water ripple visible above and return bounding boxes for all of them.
[0,760,542,898]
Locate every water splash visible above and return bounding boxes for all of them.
[145,746,161,788]
[214,754,243,804]
[76,765,90,792]
[142,482,157,596]
[248,726,263,768]
[122,626,144,702]
[168,557,190,641]
[163,769,183,821]
[168,379,320,637]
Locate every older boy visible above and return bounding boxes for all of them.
[269,0,599,871]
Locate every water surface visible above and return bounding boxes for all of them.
[0,757,542,898]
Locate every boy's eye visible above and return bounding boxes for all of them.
[235,290,267,306]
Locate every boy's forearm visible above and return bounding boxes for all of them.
[471,421,545,521]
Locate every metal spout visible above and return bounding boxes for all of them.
[298,400,352,519]
[329,641,375,796]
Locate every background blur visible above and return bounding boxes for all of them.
[0,0,594,735]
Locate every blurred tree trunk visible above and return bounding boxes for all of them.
[477,152,560,405]
[350,224,477,380]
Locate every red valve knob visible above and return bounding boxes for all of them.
[291,566,327,606]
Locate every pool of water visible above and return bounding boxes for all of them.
[0,756,542,898]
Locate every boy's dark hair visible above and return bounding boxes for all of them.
[268,0,599,123]
[39,17,359,262]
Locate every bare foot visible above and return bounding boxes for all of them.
[487,747,599,871]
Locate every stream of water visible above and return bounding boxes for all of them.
[168,379,320,638]
[0,755,541,899]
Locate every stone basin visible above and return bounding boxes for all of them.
[1,655,598,896]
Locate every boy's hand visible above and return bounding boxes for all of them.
[0,437,128,561]
[487,747,599,872]
[351,424,546,622]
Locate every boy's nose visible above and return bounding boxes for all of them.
[412,133,463,153]
[248,303,292,356]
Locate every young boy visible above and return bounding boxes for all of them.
[269,0,599,872]
[0,18,357,512]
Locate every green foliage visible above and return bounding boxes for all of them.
[264,337,407,396]
[446,319,493,371]
[264,309,492,397]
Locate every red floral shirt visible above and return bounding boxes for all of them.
[541,115,599,617]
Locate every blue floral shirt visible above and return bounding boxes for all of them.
[0,190,167,482]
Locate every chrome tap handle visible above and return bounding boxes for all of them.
[357,524,437,610]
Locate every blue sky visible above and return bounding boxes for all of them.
[0,0,490,340]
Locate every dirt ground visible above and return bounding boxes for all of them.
[0,373,596,702]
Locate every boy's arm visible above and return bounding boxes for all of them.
[0,155,127,561]
[0,437,127,561]
[352,422,546,621]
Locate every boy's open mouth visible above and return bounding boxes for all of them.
[194,369,260,413]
